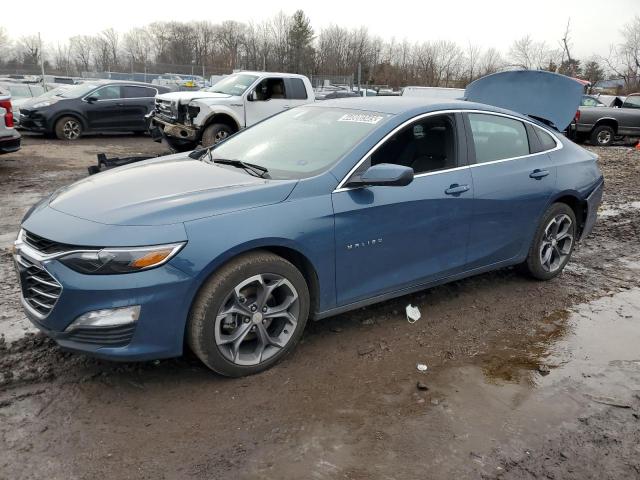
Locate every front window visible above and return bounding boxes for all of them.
[8,85,31,98]
[204,74,259,96]
[59,83,101,98]
[210,107,390,179]
[624,96,640,109]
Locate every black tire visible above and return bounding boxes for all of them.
[201,123,233,148]
[590,125,615,146]
[522,203,577,281]
[187,251,310,377]
[54,116,83,140]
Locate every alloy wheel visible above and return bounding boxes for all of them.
[63,120,81,140]
[596,130,611,145]
[214,273,300,366]
[539,214,573,273]
[214,130,228,143]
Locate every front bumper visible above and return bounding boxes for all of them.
[13,240,195,361]
[17,110,48,133]
[147,112,199,143]
[0,130,21,154]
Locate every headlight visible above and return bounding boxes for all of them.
[32,100,54,109]
[59,242,185,274]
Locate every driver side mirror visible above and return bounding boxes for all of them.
[85,96,98,103]
[347,163,414,188]
[247,91,257,102]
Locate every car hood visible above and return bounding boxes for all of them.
[48,155,297,226]
[156,91,232,105]
[464,70,583,131]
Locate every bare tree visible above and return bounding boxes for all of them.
[16,35,41,66]
[215,21,246,70]
[70,35,94,73]
[604,15,640,91]
[509,35,559,70]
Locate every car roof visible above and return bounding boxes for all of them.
[309,96,533,121]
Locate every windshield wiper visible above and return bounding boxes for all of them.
[213,158,269,178]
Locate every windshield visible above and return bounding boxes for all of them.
[204,74,258,96]
[59,83,100,98]
[211,106,390,179]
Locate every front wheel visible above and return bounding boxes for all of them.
[187,251,310,377]
[55,116,83,140]
[201,123,233,148]
[522,203,577,280]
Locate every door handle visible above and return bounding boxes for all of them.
[529,169,550,179]
[282,105,291,109]
[445,184,470,195]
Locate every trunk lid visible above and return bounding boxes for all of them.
[464,70,583,131]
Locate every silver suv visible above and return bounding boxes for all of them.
[0,87,21,154]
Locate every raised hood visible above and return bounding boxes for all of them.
[157,90,231,105]
[464,70,583,131]
[48,156,296,226]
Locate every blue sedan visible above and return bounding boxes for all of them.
[13,71,603,376]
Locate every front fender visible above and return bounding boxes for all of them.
[190,101,243,129]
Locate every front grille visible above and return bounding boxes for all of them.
[17,255,62,317]
[66,324,136,347]
[23,230,76,255]
[155,99,176,121]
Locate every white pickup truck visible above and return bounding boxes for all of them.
[148,71,315,150]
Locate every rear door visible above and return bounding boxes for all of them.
[332,113,474,306]
[463,112,557,269]
[120,85,157,130]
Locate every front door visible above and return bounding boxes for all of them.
[332,113,474,306]
[244,77,290,126]
[84,85,123,131]
[120,85,157,130]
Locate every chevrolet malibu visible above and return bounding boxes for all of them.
[14,71,603,377]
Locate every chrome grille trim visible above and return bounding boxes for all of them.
[15,252,63,319]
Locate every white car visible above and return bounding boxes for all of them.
[149,71,315,150]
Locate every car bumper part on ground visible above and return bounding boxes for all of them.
[13,242,195,361]
[0,130,21,154]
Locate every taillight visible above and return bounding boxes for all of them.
[574,110,581,122]
[0,100,14,128]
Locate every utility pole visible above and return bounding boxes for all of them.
[38,32,47,91]
[357,62,362,94]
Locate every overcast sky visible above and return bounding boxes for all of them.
[4,0,639,58]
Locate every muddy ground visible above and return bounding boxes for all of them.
[0,134,639,480]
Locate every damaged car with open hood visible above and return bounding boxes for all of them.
[14,70,603,377]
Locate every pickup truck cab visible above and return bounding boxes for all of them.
[571,93,640,146]
[148,72,315,150]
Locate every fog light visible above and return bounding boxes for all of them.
[66,306,141,331]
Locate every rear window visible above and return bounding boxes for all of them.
[288,78,308,100]
[122,86,156,98]
[468,113,529,163]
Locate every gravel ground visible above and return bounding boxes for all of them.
[0,135,639,479]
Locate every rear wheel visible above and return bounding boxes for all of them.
[187,251,310,377]
[201,123,233,148]
[522,203,577,280]
[590,125,614,146]
[55,116,83,140]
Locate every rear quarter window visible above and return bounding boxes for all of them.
[534,128,557,151]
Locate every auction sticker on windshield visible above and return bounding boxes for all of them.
[338,113,384,124]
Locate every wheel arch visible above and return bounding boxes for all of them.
[189,239,322,324]
[201,112,240,137]
[548,192,587,238]
[592,117,618,134]
[51,111,89,132]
